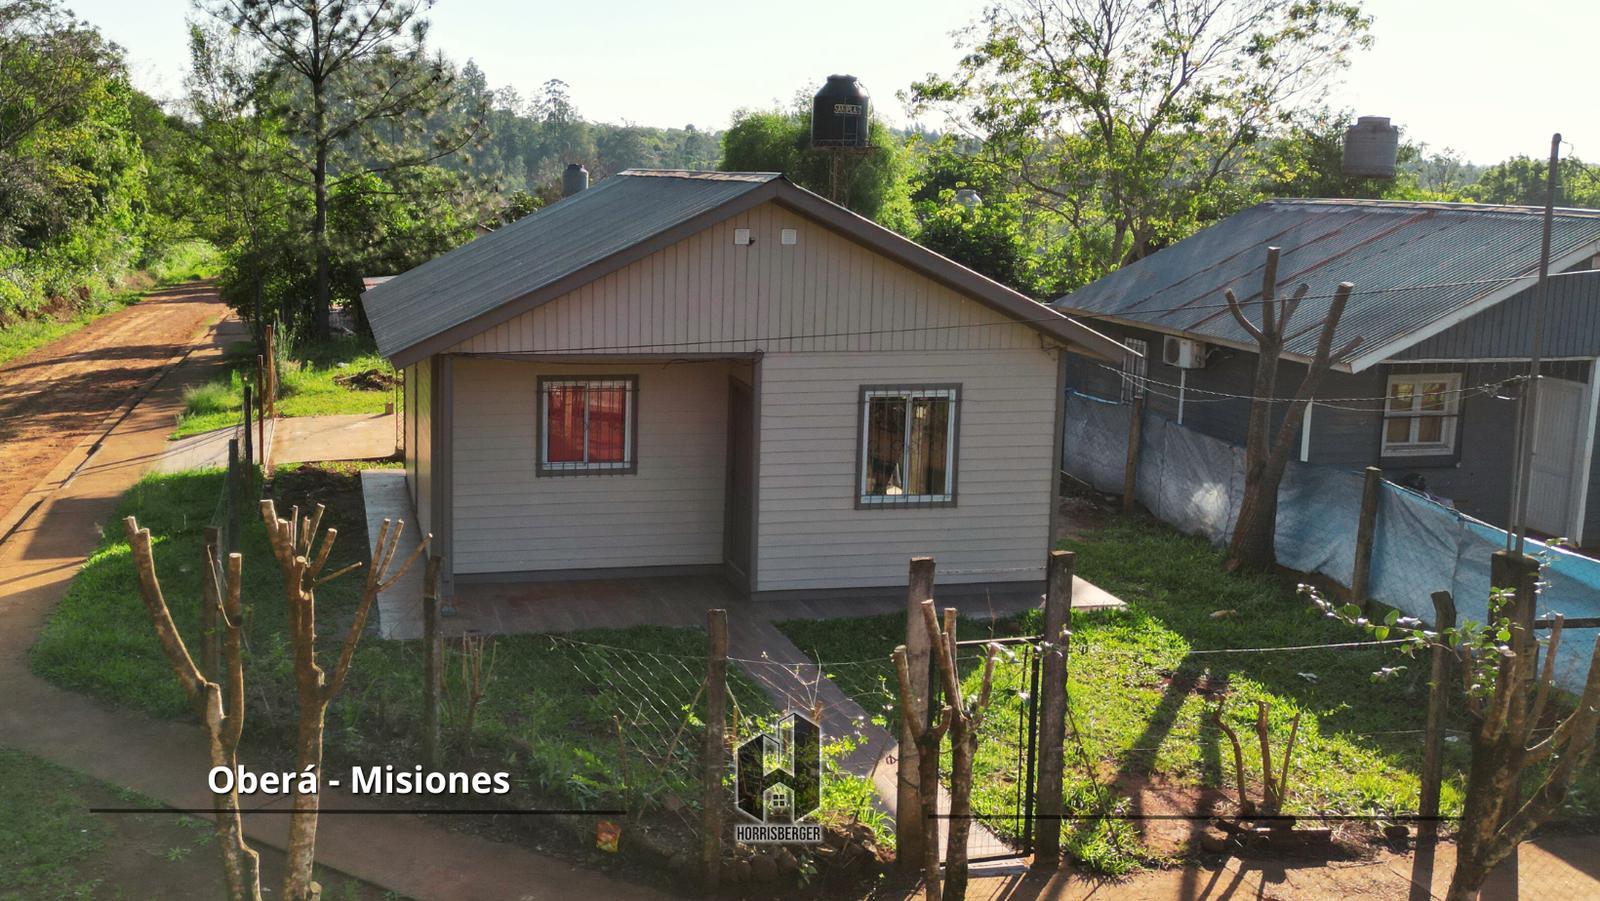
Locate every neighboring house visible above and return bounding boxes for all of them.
[361,170,1125,599]
[1053,199,1600,546]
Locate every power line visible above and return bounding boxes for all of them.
[1099,363,1528,413]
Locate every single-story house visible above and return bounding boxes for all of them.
[1053,198,1600,545]
[361,170,1125,599]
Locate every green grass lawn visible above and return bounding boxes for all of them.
[27,463,883,858]
[0,240,220,367]
[172,336,396,439]
[776,517,1504,874]
[0,746,395,900]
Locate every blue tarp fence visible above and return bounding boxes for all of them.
[1063,390,1600,692]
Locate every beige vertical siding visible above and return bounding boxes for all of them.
[445,201,1045,356]
[449,357,734,574]
[756,348,1059,592]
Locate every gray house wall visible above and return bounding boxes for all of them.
[1066,321,1600,544]
[1393,266,1600,361]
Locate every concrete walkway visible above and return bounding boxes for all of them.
[155,418,276,473]
[0,315,670,901]
[157,411,393,474]
[271,412,395,465]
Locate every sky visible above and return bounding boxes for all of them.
[69,0,1598,165]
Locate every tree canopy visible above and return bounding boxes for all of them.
[719,103,915,232]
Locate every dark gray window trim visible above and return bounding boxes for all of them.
[853,383,962,510]
[535,374,641,477]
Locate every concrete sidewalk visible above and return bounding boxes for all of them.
[0,316,671,901]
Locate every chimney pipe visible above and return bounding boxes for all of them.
[562,163,589,197]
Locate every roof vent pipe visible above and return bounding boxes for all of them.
[1342,116,1399,179]
[562,163,590,197]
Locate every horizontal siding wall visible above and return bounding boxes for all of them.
[756,348,1059,592]
[450,357,734,574]
[412,359,433,539]
[447,201,1044,356]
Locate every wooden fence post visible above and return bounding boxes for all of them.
[225,439,241,554]
[1419,589,1457,840]
[1035,549,1074,865]
[898,556,935,872]
[702,608,729,891]
[1121,395,1144,513]
[242,385,253,467]
[422,555,444,770]
[1352,466,1382,610]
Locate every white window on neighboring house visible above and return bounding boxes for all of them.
[1382,373,1462,456]
[1121,338,1148,404]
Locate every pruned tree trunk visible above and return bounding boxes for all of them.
[124,518,262,901]
[893,644,951,901]
[893,601,1000,901]
[259,500,428,901]
[1445,553,1600,901]
[1223,246,1362,572]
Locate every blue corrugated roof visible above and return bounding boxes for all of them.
[1051,199,1600,370]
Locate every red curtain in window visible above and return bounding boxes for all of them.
[588,384,627,463]
[546,385,586,462]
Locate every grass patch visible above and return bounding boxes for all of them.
[775,517,1515,874]
[0,746,393,899]
[30,465,896,858]
[0,240,221,367]
[171,336,395,439]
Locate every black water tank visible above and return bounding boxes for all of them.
[562,163,589,197]
[811,75,870,149]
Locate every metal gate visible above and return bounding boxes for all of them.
[940,633,1042,864]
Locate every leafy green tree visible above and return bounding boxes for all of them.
[199,0,482,338]
[909,0,1372,289]
[908,137,1068,296]
[0,0,150,315]
[1259,111,1463,201]
[720,103,914,231]
[1467,155,1600,209]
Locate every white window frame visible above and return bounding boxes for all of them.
[1382,372,1462,457]
[857,386,959,506]
[1121,338,1148,403]
[538,377,636,475]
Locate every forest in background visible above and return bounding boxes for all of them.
[4,0,1599,348]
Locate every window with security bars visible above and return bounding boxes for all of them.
[1382,372,1461,456]
[858,386,958,506]
[538,377,636,475]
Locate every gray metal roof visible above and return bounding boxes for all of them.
[362,170,781,361]
[363,169,1129,366]
[1051,199,1600,371]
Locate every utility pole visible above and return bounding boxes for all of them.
[1507,133,1561,554]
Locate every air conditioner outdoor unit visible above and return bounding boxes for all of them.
[1163,336,1207,369]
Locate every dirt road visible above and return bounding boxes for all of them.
[0,281,227,524]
